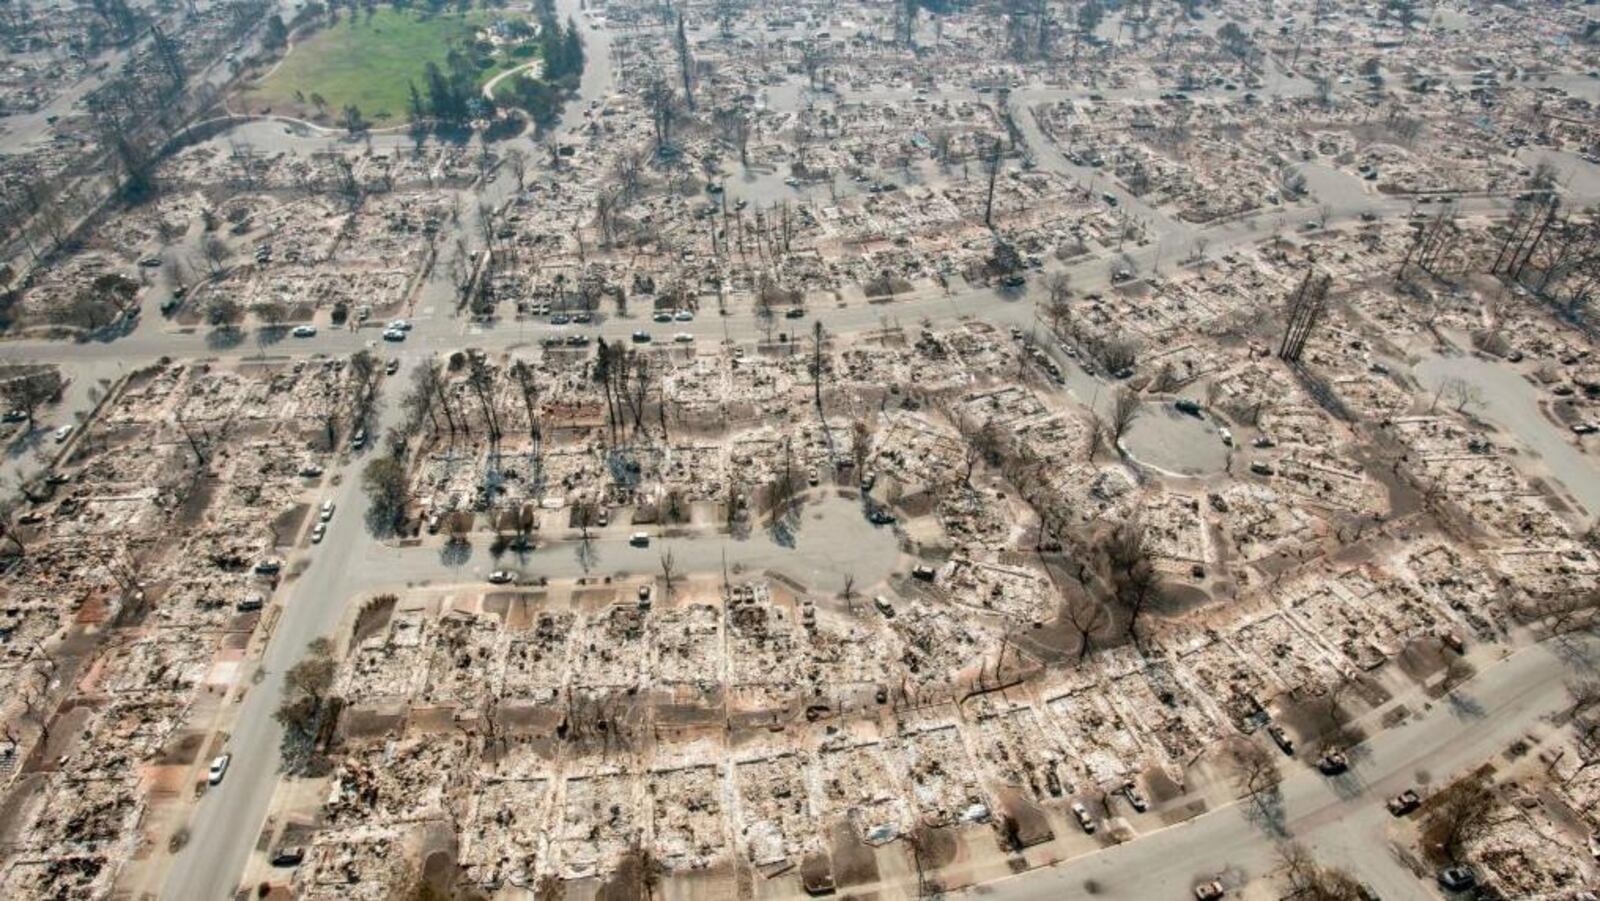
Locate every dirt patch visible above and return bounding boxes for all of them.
[155,730,208,766]
[273,503,311,546]
[1394,636,1450,685]
[350,594,398,648]
[828,820,879,888]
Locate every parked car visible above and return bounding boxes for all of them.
[1267,723,1294,755]
[1121,782,1149,812]
[873,595,895,618]
[487,570,515,584]
[310,522,326,544]
[1387,789,1421,816]
[208,752,232,786]
[387,319,412,331]
[674,310,694,321]
[1194,880,1225,900]
[630,532,650,547]
[270,846,305,867]
[320,500,335,521]
[1070,801,1096,833]
[1317,750,1349,775]
[1437,865,1475,892]
[632,331,652,343]
[382,328,406,342]
[52,425,72,443]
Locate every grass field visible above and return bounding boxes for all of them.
[241,9,513,123]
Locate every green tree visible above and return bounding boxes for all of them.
[362,457,409,534]
[264,13,288,49]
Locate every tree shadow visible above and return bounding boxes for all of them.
[206,325,245,350]
[81,314,139,344]
[766,507,799,548]
[1445,688,1486,721]
[5,425,45,460]
[255,324,288,348]
[440,538,472,570]
[1242,787,1290,839]
[575,536,598,573]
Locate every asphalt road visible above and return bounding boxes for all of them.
[967,639,1598,900]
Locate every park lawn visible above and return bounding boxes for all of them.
[244,8,505,123]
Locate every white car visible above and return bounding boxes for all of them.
[1070,801,1096,833]
[208,752,232,786]
[387,319,412,331]
[52,425,72,443]
[487,570,515,584]
[320,500,335,521]
[291,325,317,338]
[310,522,326,544]
[382,329,406,342]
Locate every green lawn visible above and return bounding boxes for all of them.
[244,8,510,123]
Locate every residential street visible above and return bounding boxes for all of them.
[971,639,1597,900]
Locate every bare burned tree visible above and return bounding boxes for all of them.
[1231,740,1284,834]
[1064,596,1108,661]
[1277,842,1366,901]
[1421,774,1497,863]
[1107,387,1141,453]
[984,136,1004,228]
[1278,269,1332,363]
[660,547,677,599]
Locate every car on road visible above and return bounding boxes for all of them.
[674,310,694,321]
[487,570,515,584]
[208,752,232,786]
[1437,865,1475,892]
[1193,880,1225,900]
[1069,801,1096,833]
[292,325,317,338]
[1387,789,1421,816]
[387,319,412,331]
